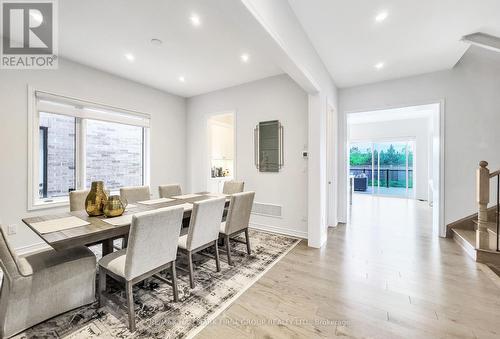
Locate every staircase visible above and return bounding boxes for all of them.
[448,161,500,269]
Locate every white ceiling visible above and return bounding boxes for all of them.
[288,0,500,88]
[59,0,283,97]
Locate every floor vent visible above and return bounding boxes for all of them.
[252,202,282,218]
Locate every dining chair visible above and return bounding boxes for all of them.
[222,181,245,194]
[120,185,150,203]
[0,227,96,338]
[159,184,182,198]
[177,197,226,288]
[219,191,255,265]
[69,189,90,211]
[98,206,183,332]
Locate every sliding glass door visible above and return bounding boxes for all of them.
[350,140,414,198]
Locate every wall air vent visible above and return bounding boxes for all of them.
[251,202,282,218]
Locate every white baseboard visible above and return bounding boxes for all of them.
[249,222,307,239]
[15,242,50,256]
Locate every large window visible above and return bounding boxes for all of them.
[85,120,144,190]
[31,90,150,209]
[350,140,414,198]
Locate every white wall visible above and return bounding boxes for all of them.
[349,117,431,200]
[186,74,309,238]
[0,58,186,250]
[241,0,339,247]
[339,46,500,226]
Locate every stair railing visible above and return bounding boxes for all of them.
[477,160,500,251]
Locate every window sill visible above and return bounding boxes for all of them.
[29,199,69,211]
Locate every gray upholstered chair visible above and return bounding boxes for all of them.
[0,227,96,338]
[222,181,245,194]
[219,191,255,265]
[69,189,90,211]
[159,184,182,198]
[177,197,226,288]
[98,206,183,332]
[120,185,150,203]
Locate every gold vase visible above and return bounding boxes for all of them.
[104,195,127,217]
[85,181,108,216]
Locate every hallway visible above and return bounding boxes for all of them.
[200,195,500,338]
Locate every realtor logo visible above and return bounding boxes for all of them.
[1,0,58,69]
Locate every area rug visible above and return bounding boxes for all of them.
[14,229,300,338]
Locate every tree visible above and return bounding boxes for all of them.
[350,146,372,166]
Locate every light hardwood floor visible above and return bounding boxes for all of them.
[197,194,500,338]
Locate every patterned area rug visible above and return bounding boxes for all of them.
[14,229,300,338]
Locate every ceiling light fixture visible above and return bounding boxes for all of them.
[240,53,250,63]
[151,38,163,45]
[374,62,385,70]
[375,11,388,23]
[190,13,201,27]
[125,53,135,62]
[178,76,185,82]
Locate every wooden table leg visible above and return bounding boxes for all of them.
[102,239,114,256]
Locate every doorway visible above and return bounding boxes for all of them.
[207,112,235,193]
[343,103,444,237]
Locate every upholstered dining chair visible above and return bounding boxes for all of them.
[219,191,255,265]
[69,189,90,211]
[159,184,182,198]
[120,185,150,203]
[222,181,245,194]
[0,227,96,338]
[177,197,226,288]
[98,206,183,332]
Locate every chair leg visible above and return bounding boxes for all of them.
[171,260,179,302]
[187,251,195,289]
[245,228,251,255]
[214,240,221,272]
[126,282,136,332]
[225,235,233,266]
[98,269,106,307]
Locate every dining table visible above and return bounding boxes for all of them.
[22,192,230,255]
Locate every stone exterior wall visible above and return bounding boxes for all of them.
[39,113,143,198]
[85,120,143,190]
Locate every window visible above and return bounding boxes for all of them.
[38,113,76,199]
[349,140,415,198]
[29,89,150,209]
[85,119,144,190]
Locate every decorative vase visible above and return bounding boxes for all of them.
[104,195,128,217]
[85,181,108,216]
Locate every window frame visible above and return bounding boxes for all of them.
[28,86,151,210]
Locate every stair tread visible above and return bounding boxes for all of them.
[471,220,498,234]
[451,228,475,246]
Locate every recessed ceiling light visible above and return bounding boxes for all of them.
[178,76,185,82]
[374,62,385,70]
[375,11,388,23]
[190,13,201,27]
[151,38,162,45]
[125,53,135,62]
[240,53,250,63]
